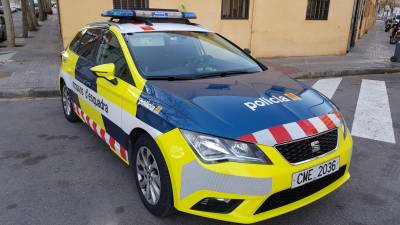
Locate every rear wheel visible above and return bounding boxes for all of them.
[61,83,80,123]
[131,134,175,217]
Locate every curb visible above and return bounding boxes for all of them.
[292,67,400,79]
[0,88,59,99]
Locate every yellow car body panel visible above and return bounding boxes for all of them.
[155,126,352,224]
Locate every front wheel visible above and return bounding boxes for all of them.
[131,134,175,217]
[61,83,80,123]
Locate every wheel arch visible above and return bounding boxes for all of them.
[128,127,151,163]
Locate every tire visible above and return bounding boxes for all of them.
[61,82,80,123]
[131,133,175,217]
[391,56,398,62]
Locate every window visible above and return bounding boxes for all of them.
[96,30,134,85]
[77,29,103,62]
[306,0,330,20]
[221,0,249,20]
[125,31,262,78]
[69,31,84,53]
[70,29,103,63]
[113,0,149,9]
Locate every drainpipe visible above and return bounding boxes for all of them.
[249,0,256,57]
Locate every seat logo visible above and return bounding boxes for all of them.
[244,93,301,111]
[310,140,321,153]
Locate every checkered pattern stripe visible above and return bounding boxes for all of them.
[238,112,342,146]
[72,102,128,162]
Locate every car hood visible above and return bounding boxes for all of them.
[141,70,338,141]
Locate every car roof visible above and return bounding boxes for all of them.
[87,21,210,34]
[116,22,210,34]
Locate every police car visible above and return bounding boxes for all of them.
[59,9,353,224]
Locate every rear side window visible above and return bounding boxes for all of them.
[69,28,103,63]
[76,29,103,62]
[69,31,84,53]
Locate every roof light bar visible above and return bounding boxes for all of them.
[102,9,197,20]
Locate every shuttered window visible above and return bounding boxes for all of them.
[306,0,330,20]
[113,0,149,9]
[221,0,250,20]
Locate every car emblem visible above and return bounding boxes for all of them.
[310,140,321,153]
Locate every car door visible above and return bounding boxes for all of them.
[94,29,141,162]
[63,28,107,129]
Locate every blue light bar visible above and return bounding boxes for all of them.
[102,9,134,17]
[101,9,197,20]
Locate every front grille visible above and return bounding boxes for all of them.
[254,165,346,215]
[275,128,338,164]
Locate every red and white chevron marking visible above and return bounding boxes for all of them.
[71,102,128,162]
[238,112,342,146]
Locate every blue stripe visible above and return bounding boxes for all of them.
[102,116,129,150]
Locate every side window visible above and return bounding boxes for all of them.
[96,30,134,85]
[76,29,103,63]
[69,31,83,53]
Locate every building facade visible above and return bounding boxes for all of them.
[57,0,377,58]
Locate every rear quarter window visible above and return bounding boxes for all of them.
[69,31,84,53]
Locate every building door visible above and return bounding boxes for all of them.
[348,0,363,50]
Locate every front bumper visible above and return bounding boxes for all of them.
[155,127,352,224]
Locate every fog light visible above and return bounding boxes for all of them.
[191,198,243,213]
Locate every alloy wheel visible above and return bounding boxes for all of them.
[136,146,162,205]
[62,86,72,116]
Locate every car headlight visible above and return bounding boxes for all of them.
[337,112,349,140]
[181,130,272,164]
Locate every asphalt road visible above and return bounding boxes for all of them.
[0,73,399,225]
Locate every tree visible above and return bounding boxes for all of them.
[28,0,39,28]
[21,0,29,38]
[0,0,16,47]
[37,0,46,21]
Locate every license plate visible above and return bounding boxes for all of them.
[292,157,340,189]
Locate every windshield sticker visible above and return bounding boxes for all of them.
[244,93,301,111]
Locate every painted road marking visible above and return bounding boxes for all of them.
[0,51,16,62]
[312,78,342,99]
[351,80,396,144]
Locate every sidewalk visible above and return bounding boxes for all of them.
[260,20,400,79]
[0,10,62,98]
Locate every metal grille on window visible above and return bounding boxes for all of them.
[113,0,149,9]
[306,0,330,20]
[221,0,249,19]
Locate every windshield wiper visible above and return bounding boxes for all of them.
[196,70,259,79]
[145,70,259,81]
[145,76,195,81]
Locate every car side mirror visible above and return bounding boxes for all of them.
[244,48,251,55]
[90,63,118,85]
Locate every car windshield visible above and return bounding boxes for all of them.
[124,31,263,79]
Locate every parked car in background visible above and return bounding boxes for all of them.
[0,16,6,43]
[0,5,18,14]
[10,4,21,12]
